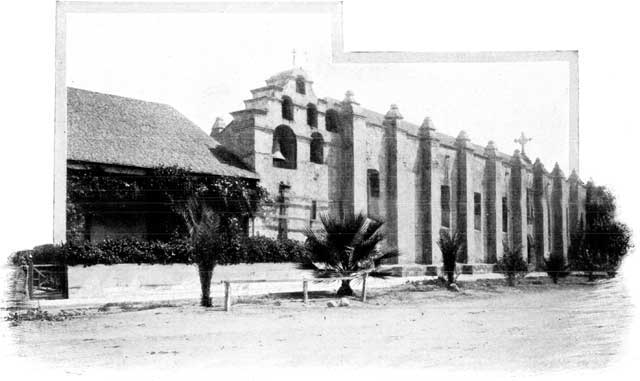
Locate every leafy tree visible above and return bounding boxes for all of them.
[301,212,399,296]
[495,242,529,286]
[181,198,221,307]
[572,182,632,280]
[436,229,465,285]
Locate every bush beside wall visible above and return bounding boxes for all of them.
[9,236,306,267]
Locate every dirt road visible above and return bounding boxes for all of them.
[5,276,633,372]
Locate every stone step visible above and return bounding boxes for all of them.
[380,263,497,277]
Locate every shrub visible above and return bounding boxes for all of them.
[8,235,305,267]
[495,242,529,286]
[545,254,569,284]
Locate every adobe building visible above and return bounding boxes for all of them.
[215,68,587,270]
[66,87,259,242]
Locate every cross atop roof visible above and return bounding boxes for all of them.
[292,48,296,67]
[514,132,532,155]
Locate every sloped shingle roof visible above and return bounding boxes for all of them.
[67,87,257,179]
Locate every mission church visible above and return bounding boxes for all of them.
[212,67,586,270]
[66,66,587,272]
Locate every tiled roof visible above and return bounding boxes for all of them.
[67,87,258,179]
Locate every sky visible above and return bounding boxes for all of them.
[66,11,570,171]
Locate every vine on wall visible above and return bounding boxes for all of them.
[66,166,270,241]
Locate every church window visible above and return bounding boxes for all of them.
[502,197,508,233]
[296,76,306,94]
[474,192,482,230]
[272,125,297,169]
[282,96,294,121]
[368,169,380,198]
[310,132,324,164]
[367,169,380,219]
[307,103,318,127]
[310,200,317,220]
[441,185,451,228]
[325,109,339,132]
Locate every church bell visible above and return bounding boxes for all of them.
[272,140,286,161]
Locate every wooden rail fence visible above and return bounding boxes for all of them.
[221,273,369,311]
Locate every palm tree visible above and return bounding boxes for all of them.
[436,229,465,285]
[182,198,221,307]
[301,212,399,296]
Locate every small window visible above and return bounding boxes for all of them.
[367,169,381,218]
[325,109,339,132]
[307,103,318,127]
[441,185,451,228]
[367,169,380,198]
[281,96,294,121]
[296,76,306,94]
[502,197,508,233]
[474,192,482,231]
[310,132,324,164]
[310,200,317,220]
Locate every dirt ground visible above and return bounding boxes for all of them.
[4,275,634,372]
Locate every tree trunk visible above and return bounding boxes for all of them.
[198,264,214,307]
[336,279,354,297]
[587,271,595,282]
[551,274,558,284]
[446,271,454,285]
[506,274,515,287]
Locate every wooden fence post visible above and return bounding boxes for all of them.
[62,265,69,299]
[303,280,308,304]
[224,281,231,312]
[361,273,368,302]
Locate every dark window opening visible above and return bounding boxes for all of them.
[474,192,482,231]
[272,125,297,169]
[325,109,339,132]
[310,200,317,220]
[310,132,324,164]
[281,96,294,121]
[368,169,380,198]
[295,76,306,94]
[367,169,380,219]
[441,185,451,228]
[502,197,508,233]
[306,103,318,127]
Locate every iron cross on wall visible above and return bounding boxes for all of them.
[514,132,532,155]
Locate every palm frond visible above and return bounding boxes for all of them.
[302,211,401,277]
[372,248,400,267]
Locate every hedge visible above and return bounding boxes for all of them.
[9,236,307,267]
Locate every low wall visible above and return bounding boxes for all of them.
[68,263,315,302]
